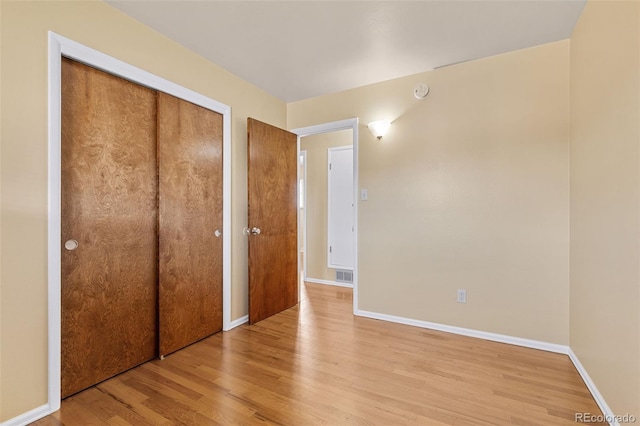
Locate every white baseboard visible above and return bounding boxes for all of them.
[354,308,622,425]
[226,315,248,330]
[1,403,52,426]
[3,313,617,426]
[568,348,619,426]
[305,278,353,288]
[354,309,569,354]
[3,315,250,425]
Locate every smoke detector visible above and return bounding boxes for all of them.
[414,83,429,100]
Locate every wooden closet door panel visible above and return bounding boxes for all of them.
[61,58,158,398]
[158,92,223,356]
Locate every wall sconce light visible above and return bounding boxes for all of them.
[368,120,391,140]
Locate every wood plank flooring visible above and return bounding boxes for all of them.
[34,283,604,425]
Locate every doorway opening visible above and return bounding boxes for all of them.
[292,119,359,314]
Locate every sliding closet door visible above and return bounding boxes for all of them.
[158,93,223,356]
[61,58,158,398]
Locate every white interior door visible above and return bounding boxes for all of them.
[328,146,354,269]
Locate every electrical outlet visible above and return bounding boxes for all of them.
[457,289,467,304]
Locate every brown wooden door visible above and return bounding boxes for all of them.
[247,118,298,324]
[158,93,223,356]
[61,58,158,397]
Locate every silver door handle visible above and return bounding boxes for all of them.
[250,227,261,235]
[214,229,221,238]
[64,239,79,251]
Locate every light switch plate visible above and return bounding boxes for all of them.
[360,189,368,201]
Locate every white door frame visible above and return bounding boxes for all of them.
[47,32,232,414]
[291,119,359,314]
[299,150,308,286]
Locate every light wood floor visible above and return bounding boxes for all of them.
[34,283,604,425]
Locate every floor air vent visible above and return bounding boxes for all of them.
[336,270,353,283]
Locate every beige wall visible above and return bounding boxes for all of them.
[570,0,640,417]
[0,1,286,420]
[5,0,639,421]
[300,130,352,282]
[289,41,571,345]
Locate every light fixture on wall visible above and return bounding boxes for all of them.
[368,120,391,140]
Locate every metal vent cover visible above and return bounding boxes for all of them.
[336,270,353,283]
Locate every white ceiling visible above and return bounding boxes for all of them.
[107,1,586,103]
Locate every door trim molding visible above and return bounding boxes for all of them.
[47,32,232,414]
[299,150,308,284]
[291,118,359,314]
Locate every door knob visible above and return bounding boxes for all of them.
[250,227,261,235]
[214,229,221,238]
[64,239,79,251]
